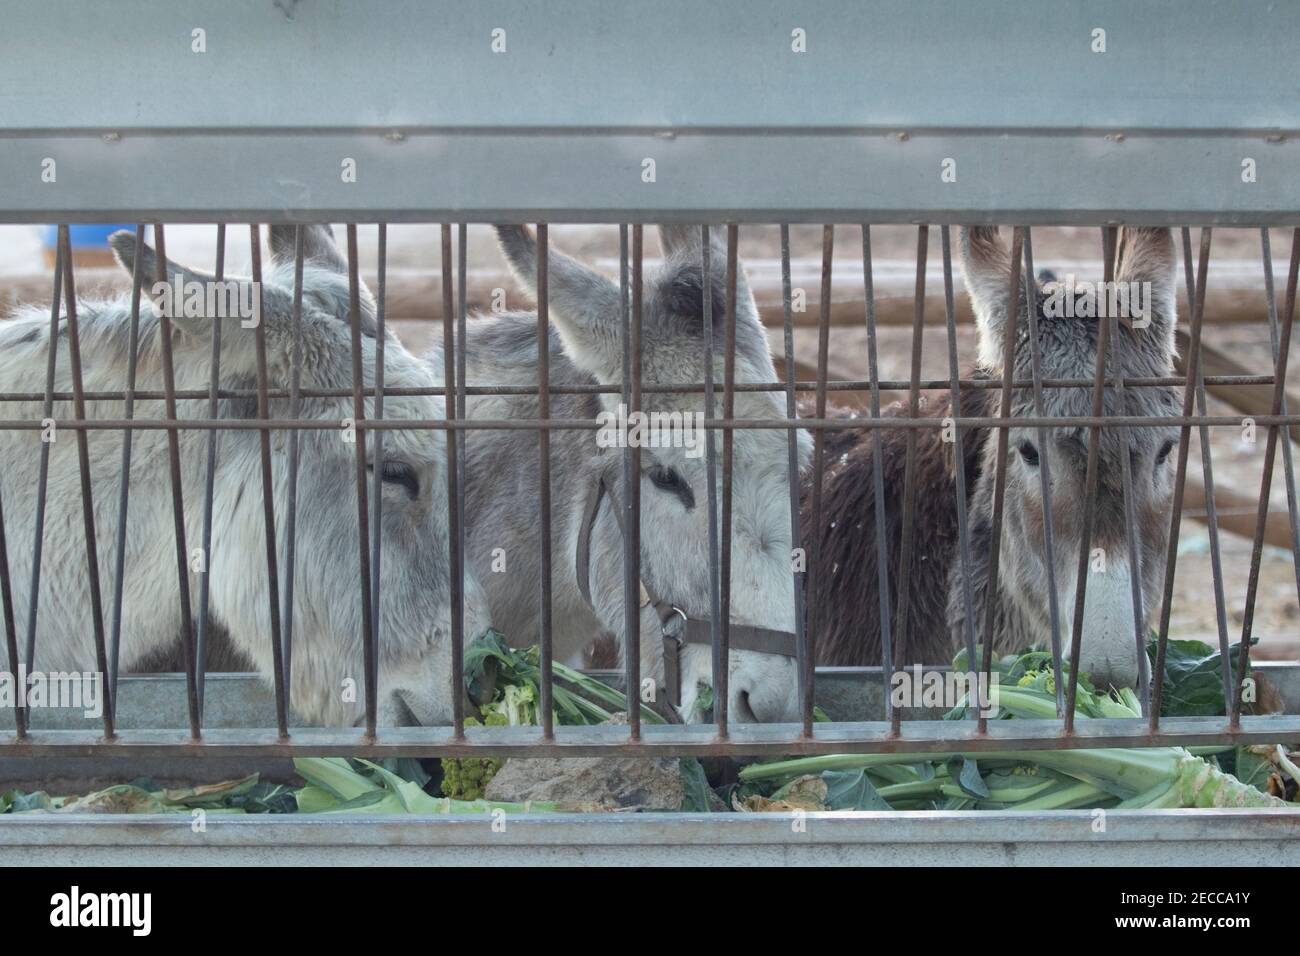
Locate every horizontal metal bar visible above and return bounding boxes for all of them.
[4,716,1299,759]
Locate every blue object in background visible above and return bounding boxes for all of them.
[40,224,137,250]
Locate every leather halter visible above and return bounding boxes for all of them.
[574,466,800,713]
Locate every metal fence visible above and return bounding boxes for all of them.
[0,0,1298,771]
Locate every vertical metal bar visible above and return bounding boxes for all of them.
[1149,228,1213,731]
[1232,228,1299,725]
[861,227,895,718]
[107,225,148,708]
[191,224,226,717]
[281,226,305,700]
[717,224,741,738]
[1101,227,1152,713]
[619,225,640,729]
[441,224,465,738]
[60,226,115,738]
[1260,229,1300,610]
[345,224,377,736]
[0,465,21,738]
[536,224,555,740]
[1019,230,1066,715]
[889,225,927,736]
[940,227,979,677]
[702,226,722,726]
[369,225,387,692]
[627,226,645,721]
[456,223,468,594]
[779,225,810,734]
[248,226,289,737]
[23,239,63,671]
[977,226,1024,736]
[1181,227,1233,710]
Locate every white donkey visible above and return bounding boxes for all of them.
[0,225,489,726]
[437,225,809,723]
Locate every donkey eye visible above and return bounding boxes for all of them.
[370,460,420,499]
[1156,439,1176,466]
[647,465,695,510]
[1017,442,1040,467]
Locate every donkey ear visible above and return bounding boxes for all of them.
[1114,226,1177,356]
[495,225,623,380]
[268,224,348,275]
[657,225,704,257]
[109,229,230,338]
[960,226,1029,372]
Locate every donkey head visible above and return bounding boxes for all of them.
[957,226,1179,690]
[108,225,490,726]
[496,225,809,722]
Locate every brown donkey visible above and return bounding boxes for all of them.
[803,227,1181,689]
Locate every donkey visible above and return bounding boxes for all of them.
[806,226,1180,689]
[436,225,810,722]
[0,225,489,726]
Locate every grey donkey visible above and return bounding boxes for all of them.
[0,225,489,726]
[807,226,1180,690]
[435,225,810,722]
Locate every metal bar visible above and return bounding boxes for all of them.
[1019,230,1066,715]
[940,226,978,677]
[536,224,555,740]
[1181,227,1233,711]
[717,224,740,737]
[107,225,147,707]
[978,227,1024,735]
[59,225,115,738]
[1102,227,1153,713]
[4,716,1300,759]
[862,226,895,718]
[369,225,387,716]
[281,226,305,699]
[620,224,640,733]
[22,238,63,673]
[1260,229,1300,611]
[779,225,810,735]
[804,226,833,735]
[890,225,927,736]
[456,223,468,619]
[1233,228,1300,725]
[0,462,21,739]
[440,224,465,738]
[248,226,289,737]
[703,225,722,727]
[345,224,377,737]
[1150,229,1213,729]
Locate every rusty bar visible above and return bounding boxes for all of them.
[107,225,148,707]
[1102,227,1152,713]
[1181,227,1233,710]
[620,224,640,734]
[779,225,811,735]
[280,226,305,698]
[940,226,978,678]
[440,224,465,738]
[890,225,927,736]
[0,467,19,737]
[248,226,289,737]
[60,226,115,738]
[1260,229,1300,610]
[1150,229,1213,730]
[702,225,722,727]
[627,226,646,720]
[537,224,555,740]
[717,223,740,738]
[22,238,63,673]
[1233,228,1299,725]
[456,223,468,609]
[192,224,226,717]
[977,226,1023,736]
[861,226,896,718]
[369,225,388,708]
[346,224,377,737]
[1019,230,1066,716]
